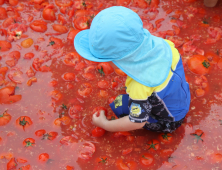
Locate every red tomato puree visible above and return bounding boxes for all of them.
[0,0,222,169]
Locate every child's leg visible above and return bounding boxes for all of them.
[109,94,130,118]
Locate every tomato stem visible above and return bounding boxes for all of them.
[191,133,204,143]
[202,60,210,68]
[99,157,107,163]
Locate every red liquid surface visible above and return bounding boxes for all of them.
[1,0,222,169]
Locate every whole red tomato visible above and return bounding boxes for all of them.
[43,8,56,21]
[35,129,46,137]
[146,139,160,152]
[187,55,211,75]
[140,153,154,166]
[96,62,114,75]
[55,0,73,7]
[62,72,76,81]
[16,116,33,130]
[23,138,35,148]
[39,153,49,162]
[0,110,12,126]
[0,0,4,5]
[92,127,106,137]
[158,133,173,144]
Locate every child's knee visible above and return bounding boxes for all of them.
[204,0,218,7]
[109,94,130,118]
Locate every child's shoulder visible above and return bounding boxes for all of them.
[125,39,181,100]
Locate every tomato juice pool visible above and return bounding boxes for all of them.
[1,0,222,169]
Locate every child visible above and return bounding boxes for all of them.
[74,6,190,133]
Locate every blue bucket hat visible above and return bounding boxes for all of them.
[74,6,172,87]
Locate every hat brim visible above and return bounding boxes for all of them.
[74,29,113,62]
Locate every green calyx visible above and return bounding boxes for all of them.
[202,60,210,68]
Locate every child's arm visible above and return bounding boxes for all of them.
[92,110,146,132]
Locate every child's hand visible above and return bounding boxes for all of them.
[92,110,107,128]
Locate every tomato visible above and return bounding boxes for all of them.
[190,129,205,143]
[0,110,12,126]
[98,90,108,98]
[43,8,56,21]
[0,0,4,5]
[18,165,31,170]
[92,127,106,137]
[133,0,159,8]
[183,0,197,2]
[0,40,12,52]
[68,105,83,119]
[64,52,81,66]
[23,138,35,148]
[35,129,46,137]
[140,153,154,166]
[82,73,95,80]
[0,86,22,104]
[60,136,76,145]
[117,0,131,6]
[122,147,133,155]
[146,139,160,152]
[114,69,127,76]
[116,159,129,170]
[52,24,69,34]
[62,73,75,81]
[49,80,58,87]
[67,29,80,43]
[113,131,131,137]
[9,0,18,6]
[50,90,63,102]
[96,62,114,75]
[7,158,17,170]
[187,55,211,75]
[30,20,47,32]
[78,142,95,160]
[48,37,64,49]
[158,133,173,144]
[93,106,108,117]
[0,7,7,20]
[108,96,117,104]
[16,116,33,130]
[21,38,34,48]
[66,165,74,170]
[24,53,35,59]
[59,116,71,125]
[75,62,86,70]
[47,132,58,140]
[55,0,73,7]
[39,153,49,162]
[74,16,89,30]
[39,65,51,72]
[97,80,109,89]
[210,153,222,163]
[16,158,27,163]
[205,51,220,65]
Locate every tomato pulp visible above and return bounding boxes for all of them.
[1,0,222,170]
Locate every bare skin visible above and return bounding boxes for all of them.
[92,110,146,132]
[204,0,219,7]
